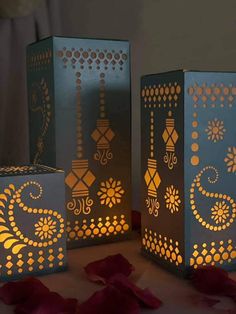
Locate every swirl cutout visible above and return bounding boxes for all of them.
[67,198,79,214]
[164,152,177,170]
[190,166,236,231]
[94,149,113,166]
[67,197,93,216]
[0,181,65,254]
[146,197,160,217]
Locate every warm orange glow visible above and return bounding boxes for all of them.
[67,215,129,241]
[162,111,178,170]
[0,247,64,276]
[0,178,66,278]
[142,229,183,266]
[0,182,65,254]
[35,217,57,240]
[190,166,236,231]
[97,178,125,208]
[164,185,181,213]
[91,90,115,166]
[190,239,236,268]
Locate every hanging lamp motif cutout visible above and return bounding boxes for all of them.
[162,111,178,170]
[144,111,161,217]
[91,73,115,165]
[65,72,95,216]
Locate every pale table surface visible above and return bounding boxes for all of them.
[0,235,235,313]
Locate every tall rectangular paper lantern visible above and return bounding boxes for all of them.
[141,70,236,274]
[0,165,67,281]
[27,36,131,248]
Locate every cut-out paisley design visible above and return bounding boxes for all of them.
[190,166,236,231]
[0,182,64,254]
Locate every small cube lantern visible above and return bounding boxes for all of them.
[0,165,67,281]
[27,37,131,248]
[141,70,236,274]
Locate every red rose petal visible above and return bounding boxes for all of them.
[84,254,135,284]
[190,266,236,305]
[190,266,231,295]
[15,291,78,314]
[109,273,162,309]
[0,277,49,305]
[222,277,236,302]
[131,210,141,232]
[78,285,140,314]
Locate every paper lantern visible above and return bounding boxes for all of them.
[141,70,236,274]
[0,165,67,281]
[27,37,131,248]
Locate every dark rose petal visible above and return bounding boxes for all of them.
[190,295,220,308]
[229,294,236,303]
[131,210,141,232]
[190,266,236,304]
[190,266,231,295]
[84,254,135,284]
[15,291,78,314]
[109,273,162,309]
[78,285,140,314]
[222,282,236,303]
[0,277,49,305]
[222,278,236,302]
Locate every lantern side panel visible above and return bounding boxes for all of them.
[184,71,236,272]
[0,166,67,281]
[28,37,131,248]
[141,70,185,274]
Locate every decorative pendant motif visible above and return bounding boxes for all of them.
[144,111,161,217]
[65,72,95,216]
[65,160,95,215]
[162,111,178,170]
[91,73,115,165]
[92,119,114,165]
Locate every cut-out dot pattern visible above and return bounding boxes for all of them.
[188,83,236,108]
[142,228,183,266]
[190,239,236,268]
[56,48,128,70]
[190,166,236,231]
[0,248,65,278]
[66,215,129,241]
[191,112,200,166]
[27,49,52,71]
[142,82,181,108]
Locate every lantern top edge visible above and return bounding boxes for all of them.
[0,164,64,177]
[141,69,236,80]
[27,35,130,48]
